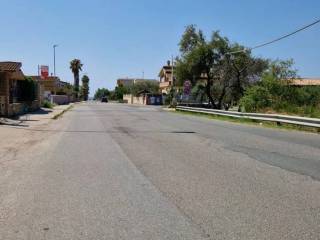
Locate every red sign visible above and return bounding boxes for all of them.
[40,65,49,79]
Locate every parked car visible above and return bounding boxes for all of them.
[101,97,108,103]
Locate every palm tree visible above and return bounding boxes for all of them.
[70,59,83,99]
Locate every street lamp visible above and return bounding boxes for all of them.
[53,44,58,76]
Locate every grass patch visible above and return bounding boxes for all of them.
[256,106,320,119]
[52,105,74,120]
[175,109,320,134]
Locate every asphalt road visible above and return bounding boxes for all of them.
[1,102,320,239]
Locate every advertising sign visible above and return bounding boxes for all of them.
[40,65,49,79]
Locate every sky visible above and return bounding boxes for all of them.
[1,0,319,96]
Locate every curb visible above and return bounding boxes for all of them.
[52,104,74,120]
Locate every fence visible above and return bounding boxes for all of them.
[176,106,320,128]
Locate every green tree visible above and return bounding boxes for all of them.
[70,59,83,99]
[176,28,227,108]
[225,45,268,103]
[191,83,207,103]
[176,25,268,109]
[179,24,205,55]
[81,75,90,101]
[94,88,110,100]
[239,60,320,117]
[114,84,130,100]
[130,81,159,96]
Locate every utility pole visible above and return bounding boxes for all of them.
[53,44,58,76]
[171,55,174,87]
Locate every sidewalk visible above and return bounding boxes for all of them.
[0,103,73,166]
[0,103,73,128]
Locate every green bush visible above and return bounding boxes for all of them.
[240,73,320,117]
[42,100,54,109]
[164,87,177,107]
[19,77,37,101]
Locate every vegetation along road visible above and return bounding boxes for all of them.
[1,102,320,240]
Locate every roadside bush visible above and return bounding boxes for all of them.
[42,100,54,109]
[240,73,320,117]
[164,95,171,105]
[240,85,272,112]
[164,87,177,107]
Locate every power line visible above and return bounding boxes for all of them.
[228,18,320,55]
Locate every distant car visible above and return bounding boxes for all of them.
[101,97,108,103]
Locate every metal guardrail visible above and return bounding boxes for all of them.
[176,106,320,128]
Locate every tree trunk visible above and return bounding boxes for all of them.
[236,71,244,99]
[206,78,216,108]
[74,72,80,100]
[217,85,227,109]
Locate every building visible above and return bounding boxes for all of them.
[159,61,175,94]
[30,76,73,104]
[117,78,134,87]
[31,76,60,96]
[123,91,163,105]
[117,78,158,87]
[0,62,39,116]
[288,78,320,86]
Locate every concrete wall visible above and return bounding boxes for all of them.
[50,95,70,105]
[123,94,163,105]
[132,96,146,105]
[7,100,40,116]
[123,94,132,104]
[8,103,24,116]
[123,94,146,105]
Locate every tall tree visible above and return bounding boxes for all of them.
[81,75,90,101]
[179,24,205,55]
[176,29,225,108]
[226,44,269,104]
[70,59,83,99]
[176,25,268,109]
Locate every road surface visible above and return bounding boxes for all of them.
[1,102,320,239]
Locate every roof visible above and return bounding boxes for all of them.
[10,70,25,80]
[137,89,151,95]
[59,80,71,85]
[117,78,134,82]
[30,76,60,81]
[163,65,174,70]
[117,78,159,86]
[0,62,22,72]
[158,66,174,77]
[133,79,159,83]
[117,78,134,86]
[289,78,320,86]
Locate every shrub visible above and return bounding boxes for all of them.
[240,73,320,117]
[19,77,37,102]
[42,100,54,109]
[240,84,272,112]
